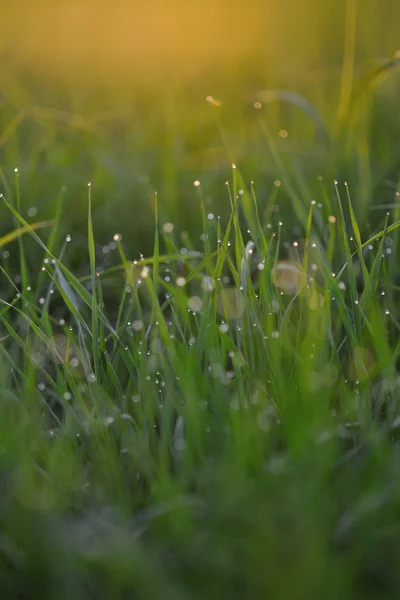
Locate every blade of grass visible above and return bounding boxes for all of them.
[87,183,101,383]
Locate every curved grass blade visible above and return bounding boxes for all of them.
[254,89,329,145]
[0,220,54,247]
[349,52,400,118]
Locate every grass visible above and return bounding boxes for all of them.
[0,163,400,598]
[0,30,400,599]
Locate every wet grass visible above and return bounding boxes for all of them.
[0,44,400,598]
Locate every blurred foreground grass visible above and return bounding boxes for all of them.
[0,1,400,598]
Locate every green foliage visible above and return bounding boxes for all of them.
[0,155,399,597]
[0,23,400,599]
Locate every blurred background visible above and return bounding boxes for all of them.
[2,0,397,81]
[0,0,399,261]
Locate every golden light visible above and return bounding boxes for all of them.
[0,2,397,93]
[206,96,222,107]
[0,1,270,83]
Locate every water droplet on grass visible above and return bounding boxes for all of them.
[163,222,174,233]
[188,296,203,312]
[201,276,215,292]
[272,260,303,295]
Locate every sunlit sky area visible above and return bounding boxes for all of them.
[1,0,398,85]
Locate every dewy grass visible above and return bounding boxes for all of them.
[0,48,399,598]
[0,156,400,597]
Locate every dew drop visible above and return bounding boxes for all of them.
[132,320,144,331]
[201,276,215,292]
[163,222,174,233]
[188,296,203,312]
